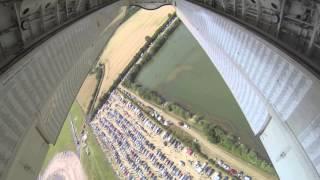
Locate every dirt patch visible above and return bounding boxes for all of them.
[40,151,87,180]
[77,74,98,112]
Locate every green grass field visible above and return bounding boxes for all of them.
[81,128,118,180]
[70,101,86,136]
[41,101,117,179]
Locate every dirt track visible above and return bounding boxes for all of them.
[120,86,277,180]
[40,151,87,180]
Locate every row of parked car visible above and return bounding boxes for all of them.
[114,92,194,180]
[92,91,193,179]
[93,90,253,180]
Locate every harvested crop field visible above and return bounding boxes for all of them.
[95,6,175,106]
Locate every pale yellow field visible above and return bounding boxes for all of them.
[96,6,175,106]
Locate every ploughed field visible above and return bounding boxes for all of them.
[135,24,268,158]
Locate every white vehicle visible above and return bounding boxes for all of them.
[211,172,221,180]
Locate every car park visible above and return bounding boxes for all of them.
[90,90,249,180]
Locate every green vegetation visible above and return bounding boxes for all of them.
[165,102,193,120]
[122,22,276,174]
[81,128,118,180]
[123,81,165,106]
[87,64,105,115]
[71,101,86,135]
[202,124,274,173]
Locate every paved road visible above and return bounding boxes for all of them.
[119,86,277,180]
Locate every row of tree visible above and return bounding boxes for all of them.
[123,13,181,106]
[86,64,104,114]
[164,102,193,120]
